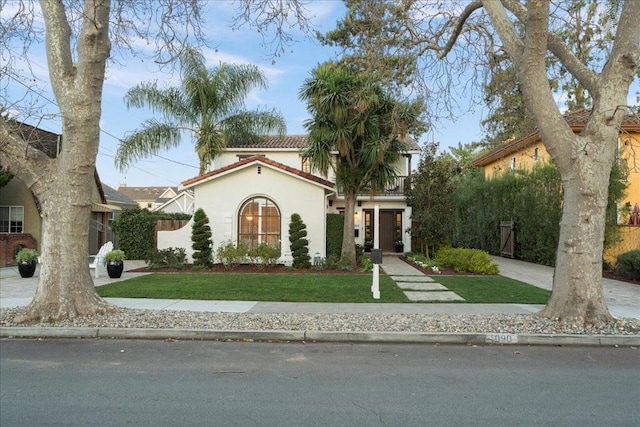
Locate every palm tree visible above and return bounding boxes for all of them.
[116,47,286,174]
[299,62,419,268]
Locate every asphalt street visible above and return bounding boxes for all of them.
[1,339,638,426]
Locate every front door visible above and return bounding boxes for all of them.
[364,210,403,252]
[379,212,395,251]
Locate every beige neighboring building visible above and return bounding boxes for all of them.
[0,122,115,266]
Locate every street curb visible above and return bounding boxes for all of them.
[1,327,639,346]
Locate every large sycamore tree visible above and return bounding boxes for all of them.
[0,0,209,322]
[323,0,639,326]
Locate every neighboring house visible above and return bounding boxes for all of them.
[158,135,420,264]
[153,190,194,215]
[472,109,640,263]
[0,122,115,266]
[101,183,138,247]
[116,185,194,214]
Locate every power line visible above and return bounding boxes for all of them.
[5,73,200,170]
[99,128,198,169]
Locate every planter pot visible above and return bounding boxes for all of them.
[364,244,373,253]
[107,261,124,279]
[18,261,37,278]
[394,244,404,253]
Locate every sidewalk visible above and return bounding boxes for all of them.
[1,256,637,320]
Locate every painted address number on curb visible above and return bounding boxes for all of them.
[485,333,518,344]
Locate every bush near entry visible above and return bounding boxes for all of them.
[434,247,499,275]
[615,250,640,280]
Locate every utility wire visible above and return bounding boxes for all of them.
[5,73,199,170]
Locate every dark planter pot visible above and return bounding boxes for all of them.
[107,261,124,279]
[394,244,404,253]
[18,261,37,278]
[364,244,373,253]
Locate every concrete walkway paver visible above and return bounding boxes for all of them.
[405,291,466,302]
[396,282,449,291]
[382,256,465,301]
[390,276,434,282]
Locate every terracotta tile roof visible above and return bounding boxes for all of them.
[226,135,309,149]
[226,134,422,152]
[472,109,640,167]
[116,186,179,202]
[182,156,335,189]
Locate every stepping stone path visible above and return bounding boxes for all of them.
[389,273,465,302]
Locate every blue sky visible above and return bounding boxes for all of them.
[4,1,487,189]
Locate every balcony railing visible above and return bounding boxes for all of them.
[336,176,409,197]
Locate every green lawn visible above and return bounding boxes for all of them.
[433,276,551,304]
[97,273,409,303]
[96,272,551,304]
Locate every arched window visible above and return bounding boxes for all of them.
[238,197,281,249]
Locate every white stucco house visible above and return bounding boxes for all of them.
[158,135,420,264]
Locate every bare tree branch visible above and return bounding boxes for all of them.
[437,1,483,59]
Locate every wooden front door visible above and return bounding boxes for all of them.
[379,212,395,251]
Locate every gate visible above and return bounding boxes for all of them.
[500,220,515,258]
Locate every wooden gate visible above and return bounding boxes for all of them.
[500,220,515,258]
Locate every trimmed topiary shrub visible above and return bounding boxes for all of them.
[434,247,500,275]
[289,213,311,269]
[191,208,213,269]
[326,214,344,259]
[615,250,640,280]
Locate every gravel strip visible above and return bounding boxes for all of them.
[1,307,638,335]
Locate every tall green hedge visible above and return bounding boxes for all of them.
[326,213,344,259]
[111,208,156,259]
[449,163,627,266]
[451,166,562,266]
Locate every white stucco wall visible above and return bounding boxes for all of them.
[158,163,330,264]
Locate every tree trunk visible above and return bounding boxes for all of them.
[13,0,115,322]
[341,192,357,268]
[538,132,615,326]
[16,167,115,322]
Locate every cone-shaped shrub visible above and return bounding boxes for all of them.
[289,213,311,269]
[191,208,213,268]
